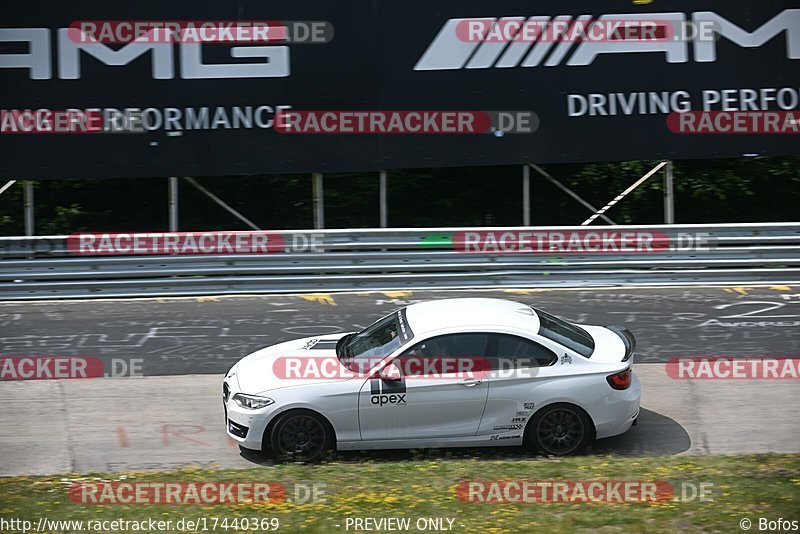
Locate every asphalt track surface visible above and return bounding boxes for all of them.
[1,364,797,476]
[1,286,799,376]
[0,286,798,476]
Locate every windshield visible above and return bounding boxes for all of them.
[338,309,414,372]
[534,308,595,358]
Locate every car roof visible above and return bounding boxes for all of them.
[403,298,540,337]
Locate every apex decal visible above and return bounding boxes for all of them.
[370,377,407,406]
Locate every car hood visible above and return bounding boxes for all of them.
[234,333,355,394]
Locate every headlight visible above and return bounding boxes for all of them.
[232,393,274,410]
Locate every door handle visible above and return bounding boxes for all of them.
[459,379,483,387]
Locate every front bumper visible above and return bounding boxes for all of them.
[223,379,279,451]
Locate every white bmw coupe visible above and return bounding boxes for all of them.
[223,298,640,461]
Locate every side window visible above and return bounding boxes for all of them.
[397,333,489,375]
[492,334,557,369]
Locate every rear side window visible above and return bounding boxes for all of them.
[534,308,595,358]
[493,334,557,368]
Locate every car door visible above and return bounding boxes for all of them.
[358,333,490,441]
[477,333,560,436]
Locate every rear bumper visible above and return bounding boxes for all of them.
[592,371,641,439]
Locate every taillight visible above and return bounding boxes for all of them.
[607,368,632,390]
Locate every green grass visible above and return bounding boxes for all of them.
[1,454,797,533]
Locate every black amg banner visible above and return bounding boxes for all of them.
[1,1,798,179]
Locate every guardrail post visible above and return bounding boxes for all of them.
[664,161,675,224]
[23,181,34,236]
[313,173,325,229]
[379,170,388,228]
[522,165,531,226]
[168,177,179,232]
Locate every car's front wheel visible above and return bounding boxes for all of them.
[268,410,332,463]
[527,403,593,456]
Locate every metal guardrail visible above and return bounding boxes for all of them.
[1,223,799,300]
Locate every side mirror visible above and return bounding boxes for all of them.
[379,362,402,381]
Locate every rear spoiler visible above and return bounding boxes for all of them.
[606,325,636,362]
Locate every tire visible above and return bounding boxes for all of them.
[268,410,333,463]
[527,403,593,456]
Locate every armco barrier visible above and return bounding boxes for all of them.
[1,223,799,300]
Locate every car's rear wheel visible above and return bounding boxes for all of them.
[269,410,332,463]
[528,403,592,456]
